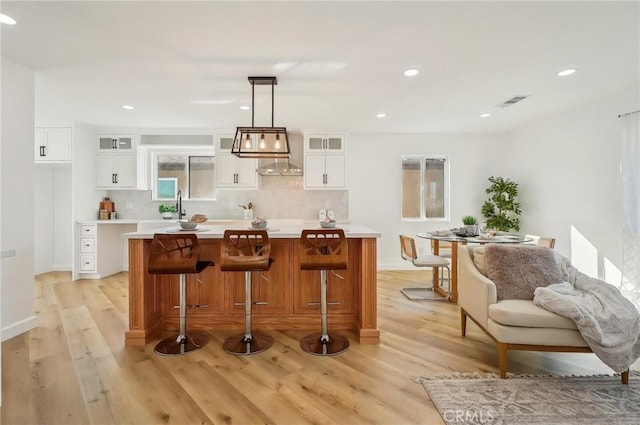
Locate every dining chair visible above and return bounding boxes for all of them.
[399,235,450,300]
[524,234,556,249]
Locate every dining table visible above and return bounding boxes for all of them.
[415,232,533,303]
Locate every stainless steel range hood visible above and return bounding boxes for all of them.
[257,158,303,176]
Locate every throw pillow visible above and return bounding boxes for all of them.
[484,245,564,300]
[472,247,488,276]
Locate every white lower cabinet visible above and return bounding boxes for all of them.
[75,222,137,280]
[78,225,97,273]
[96,154,136,188]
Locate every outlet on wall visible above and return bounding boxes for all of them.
[125,201,134,209]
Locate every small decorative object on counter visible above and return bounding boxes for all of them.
[100,197,115,213]
[251,217,268,229]
[159,204,177,220]
[239,202,254,220]
[99,209,109,220]
[320,218,337,228]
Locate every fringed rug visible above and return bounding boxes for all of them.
[418,372,640,424]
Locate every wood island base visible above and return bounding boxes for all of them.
[125,236,380,346]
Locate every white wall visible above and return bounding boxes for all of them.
[53,166,72,269]
[347,133,511,269]
[509,86,639,283]
[1,58,36,340]
[34,165,72,273]
[34,166,54,274]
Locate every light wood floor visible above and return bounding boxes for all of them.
[1,270,625,425]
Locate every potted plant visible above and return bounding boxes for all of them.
[462,215,478,234]
[158,203,177,220]
[481,176,522,232]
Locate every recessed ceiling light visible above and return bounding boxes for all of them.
[0,14,16,25]
[557,68,577,77]
[376,113,387,118]
[240,105,250,111]
[404,69,419,77]
[480,113,491,118]
[122,105,134,110]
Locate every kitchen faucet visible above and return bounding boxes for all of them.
[176,190,186,220]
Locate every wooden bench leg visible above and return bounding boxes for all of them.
[497,343,508,378]
[460,309,467,337]
[622,369,629,385]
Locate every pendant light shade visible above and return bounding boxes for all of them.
[232,76,291,159]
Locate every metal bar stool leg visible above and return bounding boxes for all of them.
[223,270,274,355]
[300,269,350,356]
[154,273,210,356]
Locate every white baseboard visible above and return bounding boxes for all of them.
[53,264,72,272]
[2,315,37,342]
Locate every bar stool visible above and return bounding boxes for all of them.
[220,230,274,355]
[147,233,213,356]
[299,229,349,356]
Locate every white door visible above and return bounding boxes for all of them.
[44,128,72,161]
[96,155,115,187]
[324,155,346,188]
[217,154,238,187]
[236,158,257,187]
[113,156,136,187]
[304,154,326,188]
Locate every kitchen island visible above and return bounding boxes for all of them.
[122,221,381,346]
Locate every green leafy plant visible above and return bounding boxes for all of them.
[462,215,477,225]
[158,204,177,214]
[481,176,522,232]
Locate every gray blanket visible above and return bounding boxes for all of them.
[534,255,640,372]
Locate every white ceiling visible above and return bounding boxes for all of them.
[2,1,638,134]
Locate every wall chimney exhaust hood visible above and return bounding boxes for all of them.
[257,158,303,176]
[232,76,291,159]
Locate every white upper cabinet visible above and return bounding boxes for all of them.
[97,135,135,152]
[304,134,345,153]
[96,155,136,188]
[304,133,346,189]
[304,154,346,189]
[216,135,258,189]
[34,126,72,162]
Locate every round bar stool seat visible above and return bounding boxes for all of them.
[147,233,213,356]
[299,229,349,356]
[220,230,274,355]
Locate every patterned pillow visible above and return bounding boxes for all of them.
[484,245,564,300]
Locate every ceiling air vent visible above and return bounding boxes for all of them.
[498,95,529,108]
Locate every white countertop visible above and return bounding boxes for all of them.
[121,220,381,239]
[77,219,140,225]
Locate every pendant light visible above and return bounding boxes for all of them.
[232,76,290,158]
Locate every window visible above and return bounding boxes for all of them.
[401,155,449,220]
[151,147,216,200]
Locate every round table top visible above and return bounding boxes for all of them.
[416,232,533,244]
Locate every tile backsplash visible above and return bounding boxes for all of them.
[106,176,348,221]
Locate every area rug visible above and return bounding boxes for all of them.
[418,373,640,424]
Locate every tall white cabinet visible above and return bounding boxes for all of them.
[303,134,346,189]
[96,135,136,189]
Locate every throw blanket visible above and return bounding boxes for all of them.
[534,254,640,372]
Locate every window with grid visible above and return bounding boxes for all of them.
[401,156,449,220]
